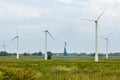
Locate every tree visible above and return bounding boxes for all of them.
[32,52,43,56]
[38,52,42,56]
[23,52,29,56]
[0,51,8,56]
[32,52,38,56]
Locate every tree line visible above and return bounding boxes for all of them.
[1,51,120,56]
[0,51,43,56]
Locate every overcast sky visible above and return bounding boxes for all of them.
[0,0,120,54]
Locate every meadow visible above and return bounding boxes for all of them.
[0,56,120,80]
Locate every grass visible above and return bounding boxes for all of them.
[0,56,120,80]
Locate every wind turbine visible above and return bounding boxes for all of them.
[11,28,19,60]
[45,30,55,60]
[81,10,106,62]
[102,33,112,59]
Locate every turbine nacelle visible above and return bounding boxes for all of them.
[102,37,108,40]
[11,36,19,41]
[45,30,55,40]
[45,30,48,33]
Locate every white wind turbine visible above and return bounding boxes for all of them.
[45,30,55,60]
[11,28,19,60]
[81,10,106,62]
[102,33,112,59]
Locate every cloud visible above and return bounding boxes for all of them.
[0,2,43,19]
[58,0,73,3]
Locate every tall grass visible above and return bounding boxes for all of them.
[0,56,120,80]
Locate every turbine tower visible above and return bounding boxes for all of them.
[81,10,106,62]
[45,30,55,60]
[102,33,112,59]
[104,38,108,59]
[64,42,67,56]
[11,28,19,60]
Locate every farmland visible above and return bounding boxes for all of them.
[0,56,120,80]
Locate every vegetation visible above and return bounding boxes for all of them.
[0,56,120,80]
[0,51,43,56]
[0,51,8,56]
[0,67,36,80]
[1,51,120,57]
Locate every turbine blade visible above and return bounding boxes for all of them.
[108,33,112,38]
[80,19,95,21]
[47,31,55,40]
[16,27,18,36]
[97,9,106,21]
[11,36,17,41]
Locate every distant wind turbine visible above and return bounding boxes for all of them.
[45,30,55,60]
[11,28,19,60]
[102,33,112,59]
[80,9,106,62]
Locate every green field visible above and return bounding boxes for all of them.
[0,56,120,80]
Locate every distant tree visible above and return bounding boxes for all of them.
[90,53,104,57]
[23,52,29,56]
[98,53,104,56]
[14,53,16,55]
[38,52,42,56]
[0,51,8,56]
[32,52,38,56]
[90,53,95,57]
[32,52,43,56]
[78,53,87,56]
